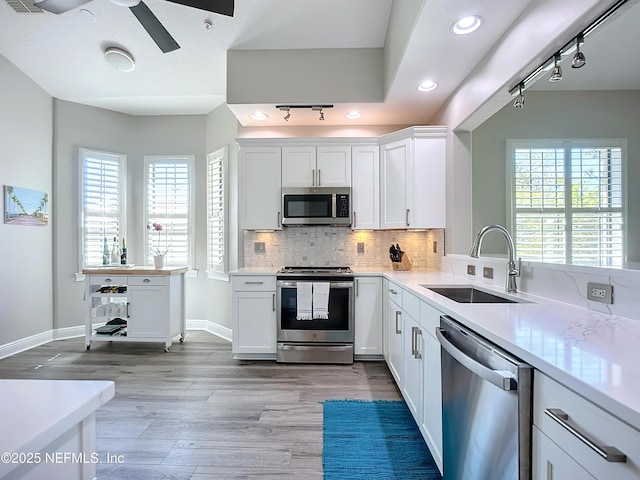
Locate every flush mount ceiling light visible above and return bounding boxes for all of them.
[417,80,438,92]
[346,111,362,120]
[251,112,268,121]
[513,83,525,108]
[549,53,562,82]
[452,15,482,35]
[104,46,135,72]
[572,34,586,68]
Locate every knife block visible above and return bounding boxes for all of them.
[391,252,413,271]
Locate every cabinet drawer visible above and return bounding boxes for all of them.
[89,275,127,286]
[127,276,168,286]
[232,275,276,291]
[534,372,640,479]
[403,290,420,320]
[387,281,403,306]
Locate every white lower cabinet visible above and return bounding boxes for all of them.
[354,276,383,357]
[533,371,640,480]
[231,275,277,357]
[385,284,404,386]
[403,311,423,423]
[532,426,596,480]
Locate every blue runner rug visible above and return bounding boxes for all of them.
[322,400,442,480]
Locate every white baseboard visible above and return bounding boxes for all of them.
[0,319,232,360]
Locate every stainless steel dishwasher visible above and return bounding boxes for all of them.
[436,315,532,480]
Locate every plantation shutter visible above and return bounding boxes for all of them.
[510,140,624,267]
[81,149,125,267]
[207,149,225,273]
[145,157,192,267]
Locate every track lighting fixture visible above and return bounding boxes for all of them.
[275,104,333,122]
[572,34,586,68]
[549,54,562,82]
[513,83,525,108]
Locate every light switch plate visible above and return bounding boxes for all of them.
[483,267,493,279]
[357,242,365,254]
[467,265,476,276]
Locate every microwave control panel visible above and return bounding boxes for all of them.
[336,194,350,218]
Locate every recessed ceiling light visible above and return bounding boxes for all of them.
[251,112,268,121]
[452,15,482,35]
[417,81,438,92]
[346,111,362,120]
[104,47,135,72]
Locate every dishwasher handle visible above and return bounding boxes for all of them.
[436,327,516,391]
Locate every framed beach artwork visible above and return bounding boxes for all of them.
[4,185,49,226]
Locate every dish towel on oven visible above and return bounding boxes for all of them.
[312,282,330,319]
[296,282,313,320]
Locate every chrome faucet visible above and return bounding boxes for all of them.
[470,225,521,293]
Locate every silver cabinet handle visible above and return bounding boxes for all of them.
[544,409,627,463]
[126,302,130,318]
[312,169,315,186]
[244,281,264,285]
[414,328,422,359]
[105,278,112,283]
[355,279,359,297]
[406,209,410,227]
[395,311,401,334]
[318,169,321,186]
[411,326,417,356]
[143,278,151,283]
[436,327,516,391]
[353,211,357,229]
[277,211,281,227]
[272,293,276,311]
[388,289,397,295]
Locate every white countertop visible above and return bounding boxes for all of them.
[0,379,115,477]
[230,267,640,431]
[380,270,640,432]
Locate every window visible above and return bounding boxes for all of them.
[79,148,126,268]
[207,147,227,275]
[508,140,625,267]
[144,155,194,268]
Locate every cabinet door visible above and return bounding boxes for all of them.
[232,291,277,354]
[386,298,404,387]
[354,277,382,356]
[282,146,317,187]
[380,138,411,229]
[316,145,351,187]
[351,145,379,229]
[239,146,282,230]
[403,313,423,425]
[532,427,596,480]
[128,286,168,338]
[412,137,446,228]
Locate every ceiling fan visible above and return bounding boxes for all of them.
[33,0,234,53]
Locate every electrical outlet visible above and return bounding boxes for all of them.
[587,282,613,304]
[254,242,265,253]
[483,267,493,279]
[467,265,476,276]
[357,242,365,254]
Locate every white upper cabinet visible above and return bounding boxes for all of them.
[351,145,380,230]
[379,127,446,229]
[282,145,351,188]
[239,145,282,230]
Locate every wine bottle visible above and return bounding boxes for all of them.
[102,237,109,265]
[120,238,127,265]
[110,236,119,264]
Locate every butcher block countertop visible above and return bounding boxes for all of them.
[82,266,188,276]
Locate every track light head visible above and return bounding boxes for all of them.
[513,83,525,108]
[572,35,586,68]
[549,54,562,82]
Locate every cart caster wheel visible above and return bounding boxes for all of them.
[179,337,184,343]
[164,346,170,353]
[86,346,91,351]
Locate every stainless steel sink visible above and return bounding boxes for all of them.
[420,285,524,303]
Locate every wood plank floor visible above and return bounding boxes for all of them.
[0,331,401,479]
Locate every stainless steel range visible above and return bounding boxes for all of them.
[276,266,354,364]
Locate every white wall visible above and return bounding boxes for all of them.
[0,54,53,345]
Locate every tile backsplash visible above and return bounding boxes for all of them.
[243,228,444,271]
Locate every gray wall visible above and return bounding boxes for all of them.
[471,90,640,261]
[0,54,53,345]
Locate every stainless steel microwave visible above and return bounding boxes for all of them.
[281,187,351,226]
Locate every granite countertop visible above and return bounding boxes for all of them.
[0,379,115,477]
[83,266,188,275]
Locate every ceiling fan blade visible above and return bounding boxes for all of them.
[34,0,91,14]
[130,1,180,53]
[166,0,234,17]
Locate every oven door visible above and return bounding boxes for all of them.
[276,279,354,343]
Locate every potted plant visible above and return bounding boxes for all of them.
[147,222,170,269]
